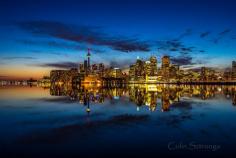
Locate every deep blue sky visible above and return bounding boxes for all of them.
[0,0,236,79]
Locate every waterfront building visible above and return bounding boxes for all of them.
[111,68,122,78]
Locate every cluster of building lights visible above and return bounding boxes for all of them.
[49,49,236,86]
[1,49,235,87]
[129,55,236,83]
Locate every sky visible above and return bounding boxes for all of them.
[0,0,236,79]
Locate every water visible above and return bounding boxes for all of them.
[0,84,236,157]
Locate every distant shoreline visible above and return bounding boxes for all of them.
[1,82,236,87]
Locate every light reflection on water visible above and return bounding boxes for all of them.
[0,84,236,156]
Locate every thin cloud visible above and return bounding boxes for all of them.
[17,39,84,51]
[157,39,197,55]
[2,56,37,60]
[35,61,78,69]
[16,20,151,52]
[157,38,206,66]
[157,39,184,51]
[219,29,231,36]
[171,56,193,65]
[178,29,193,39]
[200,31,210,38]
[211,28,232,44]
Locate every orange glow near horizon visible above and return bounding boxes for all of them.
[0,65,50,80]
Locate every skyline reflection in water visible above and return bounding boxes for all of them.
[0,84,236,157]
[50,84,236,112]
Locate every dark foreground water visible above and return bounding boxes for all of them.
[0,84,236,157]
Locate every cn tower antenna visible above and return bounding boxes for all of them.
[87,48,91,56]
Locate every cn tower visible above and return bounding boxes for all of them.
[87,48,91,70]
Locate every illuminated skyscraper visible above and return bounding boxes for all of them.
[150,56,158,75]
[144,61,151,76]
[84,60,88,75]
[162,56,170,68]
[135,58,145,78]
[111,68,122,78]
[161,56,170,81]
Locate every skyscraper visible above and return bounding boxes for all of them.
[162,56,170,68]
[111,68,122,78]
[135,58,144,78]
[161,56,170,81]
[98,63,105,77]
[79,64,84,74]
[149,56,158,75]
[84,60,88,75]
[144,61,151,76]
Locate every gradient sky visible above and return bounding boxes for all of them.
[0,0,236,79]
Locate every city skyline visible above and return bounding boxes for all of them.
[1,0,236,80]
[1,52,235,83]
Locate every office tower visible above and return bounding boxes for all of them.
[84,60,88,75]
[112,68,122,78]
[162,56,170,68]
[149,56,158,75]
[144,61,152,76]
[161,56,170,81]
[98,63,105,77]
[135,58,145,78]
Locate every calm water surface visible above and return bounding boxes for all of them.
[0,85,236,157]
